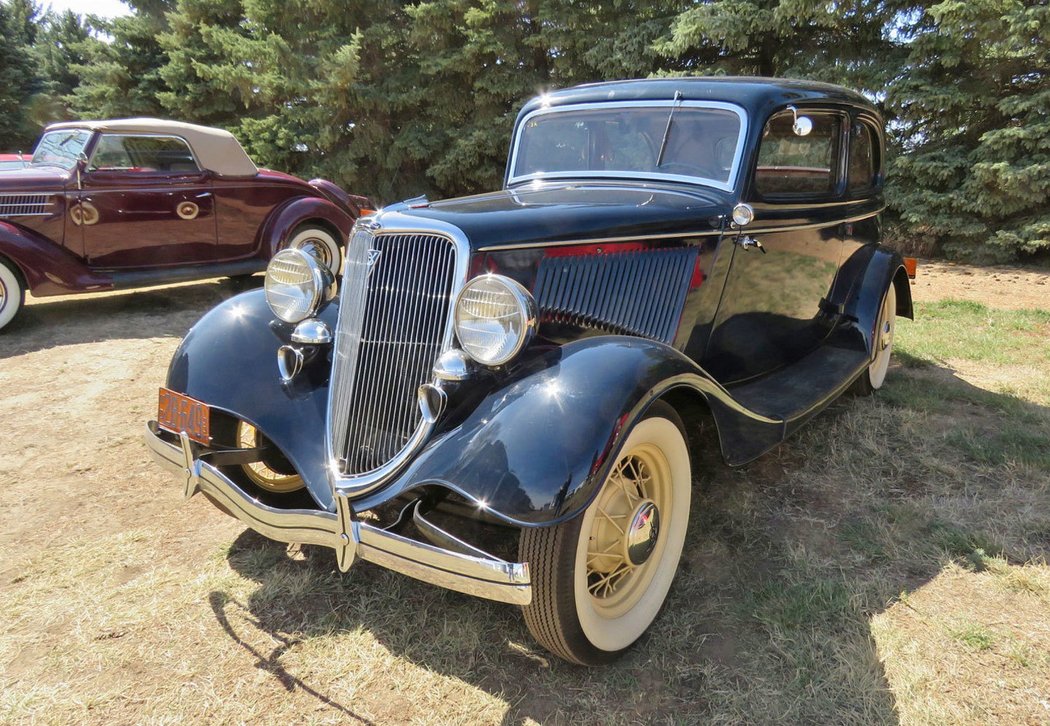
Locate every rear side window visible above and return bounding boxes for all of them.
[754,112,842,197]
[89,135,199,173]
[848,121,877,193]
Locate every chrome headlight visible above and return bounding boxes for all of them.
[264,248,334,324]
[454,274,537,366]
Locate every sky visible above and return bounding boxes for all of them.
[41,0,130,18]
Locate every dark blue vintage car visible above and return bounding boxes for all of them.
[146,78,911,665]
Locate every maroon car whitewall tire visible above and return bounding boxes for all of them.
[287,225,341,276]
[0,258,25,332]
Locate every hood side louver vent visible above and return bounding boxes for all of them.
[0,193,54,217]
[534,247,698,343]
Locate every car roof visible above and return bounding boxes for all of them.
[519,77,878,118]
[44,118,259,177]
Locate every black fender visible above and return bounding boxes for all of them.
[353,336,784,527]
[840,244,913,358]
[165,289,338,509]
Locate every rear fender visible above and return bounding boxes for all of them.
[0,221,111,296]
[353,337,784,527]
[258,197,355,259]
[165,289,339,509]
[842,245,913,359]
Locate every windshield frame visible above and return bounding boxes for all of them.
[506,100,749,192]
[30,129,94,170]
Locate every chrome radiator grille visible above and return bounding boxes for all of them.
[0,194,53,217]
[329,231,457,475]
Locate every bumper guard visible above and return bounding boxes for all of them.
[145,422,531,605]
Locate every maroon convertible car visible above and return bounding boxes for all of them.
[0,118,370,331]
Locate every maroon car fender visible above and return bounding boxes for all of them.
[0,221,111,297]
[259,196,356,259]
[308,178,372,217]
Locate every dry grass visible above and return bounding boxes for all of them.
[1,272,1049,724]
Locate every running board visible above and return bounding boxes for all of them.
[101,259,267,291]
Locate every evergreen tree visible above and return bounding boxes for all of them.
[887,0,1050,260]
[0,0,38,149]
[29,9,95,125]
[68,2,172,118]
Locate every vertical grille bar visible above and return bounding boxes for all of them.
[329,232,457,476]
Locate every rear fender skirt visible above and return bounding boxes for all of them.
[351,336,785,527]
[164,289,339,510]
[841,245,913,359]
[0,221,112,296]
[257,197,355,259]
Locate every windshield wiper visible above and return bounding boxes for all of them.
[655,90,683,168]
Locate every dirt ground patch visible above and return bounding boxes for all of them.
[910,259,1050,310]
[1,265,1048,724]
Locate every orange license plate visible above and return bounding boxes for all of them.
[157,388,211,444]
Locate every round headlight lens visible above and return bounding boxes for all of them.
[454,274,536,366]
[265,248,329,324]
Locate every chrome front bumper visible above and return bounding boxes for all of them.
[145,422,531,605]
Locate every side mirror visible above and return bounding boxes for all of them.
[786,106,813,137]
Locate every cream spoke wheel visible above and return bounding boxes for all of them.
[854,285,897,394]
[520,401,691,665]
[237,421,305,493]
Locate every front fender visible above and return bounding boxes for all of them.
[165,289,339,510]
[354,337,783,527]
[258,196,355,259]
[0,221,111,296]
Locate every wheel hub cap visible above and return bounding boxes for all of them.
[624,500,660,566]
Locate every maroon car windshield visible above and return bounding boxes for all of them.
[508,101,746,191]
[31,129,92,170]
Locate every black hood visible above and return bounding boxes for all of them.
[394,182,731,249]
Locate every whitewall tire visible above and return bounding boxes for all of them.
[854,287,896,395]
[520,401,691,665]
[286,225,342,276]
[0,259,25,332]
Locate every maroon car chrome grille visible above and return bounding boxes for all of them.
[330,231,457,476]
[534,246,699,343]
[0,193,53,217]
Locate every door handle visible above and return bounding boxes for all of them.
[735,236,766,254]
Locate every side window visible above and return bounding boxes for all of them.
[848,121,877,193]
[754,112,842,197]
[89,135,199,173]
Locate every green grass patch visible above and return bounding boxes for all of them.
[896,299,1050,367]
[751,577,853,631]
[945,424,1050,471]
[951,623,995,651]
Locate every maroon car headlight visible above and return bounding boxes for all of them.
[264,248,334,324]
[454,274,537,366]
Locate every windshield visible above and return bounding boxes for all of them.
[509,102,746,190]
[31,129,92,170]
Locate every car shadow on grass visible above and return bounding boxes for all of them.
[211,358,1049,725]
[0,276,261,358]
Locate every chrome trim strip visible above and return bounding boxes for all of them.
[146,422,531,605]
[506,100,749,192]
[326,214,471,499]
[474,208,883,251]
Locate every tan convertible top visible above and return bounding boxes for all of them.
[46,118,259,177]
